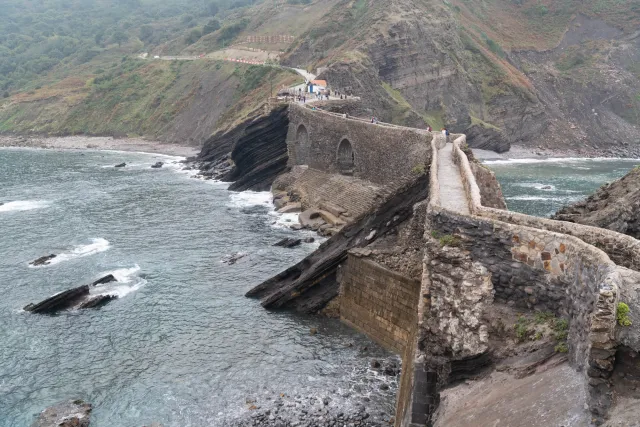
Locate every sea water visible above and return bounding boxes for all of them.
[485,157,640,217]
[0,148,395,426]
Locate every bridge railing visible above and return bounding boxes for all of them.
[301,104,432,134]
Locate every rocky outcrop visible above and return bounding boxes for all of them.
[273,238,302,248]
[114,163,126,168]
[246,172,430,313]
[32,400,91,427]
[30,254,57,266]
[196,105,290,191]
[24,274,119,314]
[552,167,640,238]
[226,105,290,191]
[151,161,163,169]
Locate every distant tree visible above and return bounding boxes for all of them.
[95,31,105,46]
[140,25,154,41]
[203,19,221,35]
[207,2,219,16]
[112,31,129,47]
[186,28,202,44]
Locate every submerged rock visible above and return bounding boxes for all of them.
[91,274,116,286]
[114,163,126,168]
[222,252,247,265]
[77,294,117,309]
[30,254,57,266]
[31,400,91,427]
[273,238,302,248]
[151,162,164,169]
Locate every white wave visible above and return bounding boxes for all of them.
[508,195,580,201]
[227,191,273,209]
[92,265,146,298]
[44,238,111,266]
[268,211,301,229]
[516,183,556,191]
[0,200,50,213]
[484,157,640,165]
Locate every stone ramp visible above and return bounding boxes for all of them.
[438,143,470,215]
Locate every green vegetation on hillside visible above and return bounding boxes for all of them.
[0,0,262,93]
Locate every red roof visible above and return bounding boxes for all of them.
[310,80,327,87]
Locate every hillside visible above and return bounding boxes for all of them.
[280,0,640,154]
[1,0,640,151]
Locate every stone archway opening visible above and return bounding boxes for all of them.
[337,139,355,175]
[295,124,309,164]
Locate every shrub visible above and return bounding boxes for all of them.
[617,302,632,327]
[554,342,568,353]
[439,234,461,247]
[411,164,426,175]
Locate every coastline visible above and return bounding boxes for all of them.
[473,145,640,161]
[0,135,200,157]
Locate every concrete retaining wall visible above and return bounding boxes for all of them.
[339,253,421,354]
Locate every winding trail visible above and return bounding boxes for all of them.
[437,142,470,215]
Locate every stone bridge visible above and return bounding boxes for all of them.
[286,103,431,185]
[250,102,640,426]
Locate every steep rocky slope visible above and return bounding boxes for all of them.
[281,0,640,154]
[553,166,640,238]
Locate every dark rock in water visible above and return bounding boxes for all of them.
[246,173,430,313]
[32,399,92,427]
[91,274,116,286]
[30,254,56,266]
[151,162,164,169]
[273,238,302,248]
[541,185,552,190]
[25,275,120,314]
[77,294,117,309]
[24,285,90,314]
[197,105,290,192]
[114,163,126,168]
[303,237,315,244]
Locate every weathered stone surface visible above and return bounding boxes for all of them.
[31,400,91,427]
[277,202,301,213]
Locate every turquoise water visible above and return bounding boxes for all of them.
[485,158,640,217]
[0,148,395,426]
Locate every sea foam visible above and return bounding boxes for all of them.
[0,200,50,213]
[43,238,111,266]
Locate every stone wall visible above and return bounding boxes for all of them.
[446,134,624,419]
[339,252,421,354]
[287,103,432,186]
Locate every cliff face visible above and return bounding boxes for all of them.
[552,167,640,238]
[281,0,640,155]
[197,105,290,192]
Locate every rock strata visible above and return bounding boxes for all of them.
[32,400,91,427]
[24,274,120,314]
[553,167,640,239]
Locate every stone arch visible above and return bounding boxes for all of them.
[337,138,355,175]
[294,124,310,164]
